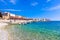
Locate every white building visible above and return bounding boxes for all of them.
[10,13,16,16]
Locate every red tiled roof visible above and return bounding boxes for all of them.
[10,16,24,19]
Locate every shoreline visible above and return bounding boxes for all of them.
[0,21,60,40]
[0,20,33,24]
[0,22,8,29]
[0,22,9,40]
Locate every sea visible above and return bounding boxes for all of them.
[6,21,60,40]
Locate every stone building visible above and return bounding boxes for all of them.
[2,12,10,20]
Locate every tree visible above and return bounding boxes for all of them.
[0,12,2,18]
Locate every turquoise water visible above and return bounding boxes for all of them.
[7,21,60,40]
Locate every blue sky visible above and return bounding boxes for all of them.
[0,0,60,20]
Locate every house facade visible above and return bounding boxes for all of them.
[2,12,10,19]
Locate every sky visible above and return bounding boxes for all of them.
[0,0,60,20]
